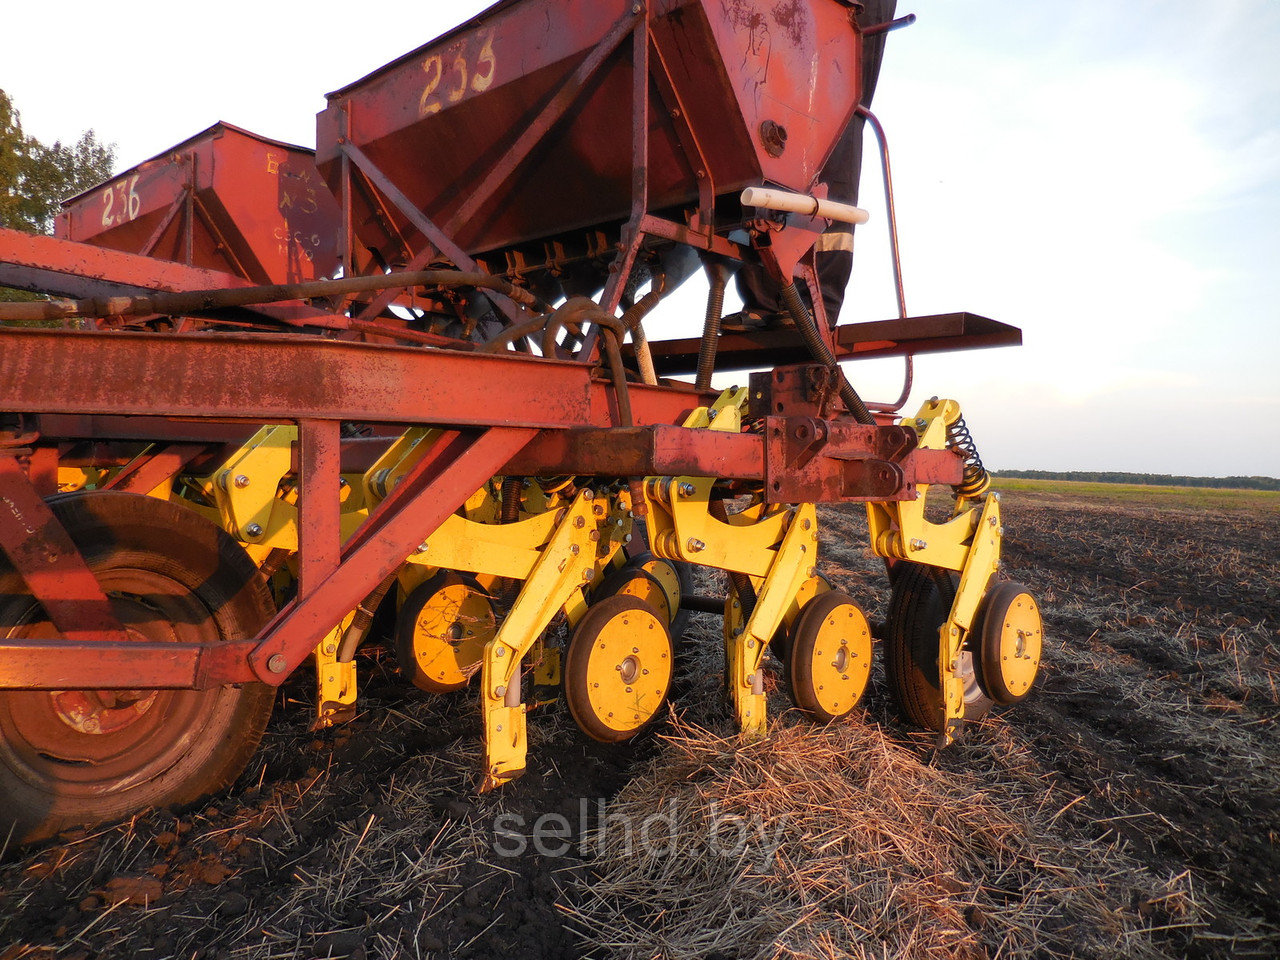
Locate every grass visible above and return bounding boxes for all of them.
[991,477,1280,512]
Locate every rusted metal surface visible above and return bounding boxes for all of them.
[0,640,260,690]
[57,122,339,285]
[504,425,765,480]
[318,0,861,262]
[0,328,703,429]
[0,457,130,645]
[249,427,537,683]
[763,418,962,503]
[644,312,1024,376]
[0,228,337,328]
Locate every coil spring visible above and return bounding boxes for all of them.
[946,415,991,500]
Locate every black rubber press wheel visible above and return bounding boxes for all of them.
[0,492,275,848]
[884,562,993,732]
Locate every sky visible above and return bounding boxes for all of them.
[4,0,1278,476]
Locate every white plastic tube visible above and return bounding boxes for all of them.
[740,186,871,225]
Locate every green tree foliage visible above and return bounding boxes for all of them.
[1,89,115,306]
[1,88,115,235]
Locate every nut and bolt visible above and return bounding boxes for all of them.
[245,523,263,538]
[267,654,288,674]
[909,538,928,551]
[233,474,250,488]
[678,482,696,498]
[686,538,706,553]
[583,569,596,582]
[915,418,927,428]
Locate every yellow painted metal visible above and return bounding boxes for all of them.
[792,598,872,719]
[989,588,1042,697]
[861,399,1007,743]
[313,613,357,730]
[644,389,790,577]
[403,577,495,691]
[639,557,682,621]
[56,466,99,492]
[480,490,613,790]
[599,569,672,624]
[207,425,296,545]
[577,603,671,735]
[362,427,439,506]
[937,493,1002,743]
[726,503,820,735]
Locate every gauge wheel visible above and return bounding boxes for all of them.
[394,571,495,693]
[564,595,673,743]
[884,562,993,731]
[787,590,873,722]
[633,552,693,642]
[0,491,275,847]
[972,581,1043,704]
[594,565,672,626]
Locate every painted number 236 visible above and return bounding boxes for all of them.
[420,32,496,117]
[101,175,141,227]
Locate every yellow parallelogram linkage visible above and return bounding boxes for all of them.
[644,387,821,736]
[475,488,630,789]
[867,397,1003,745]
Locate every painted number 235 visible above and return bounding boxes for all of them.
[420,32,496,117]
[101,175,141,227]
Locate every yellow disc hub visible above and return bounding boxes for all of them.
[992,591,1041,698]
[789,592,872,722]
[400,578,495,692]
[565,595,673,742]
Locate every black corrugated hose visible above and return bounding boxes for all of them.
[779,281,876,426]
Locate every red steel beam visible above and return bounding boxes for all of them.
[0,328,703,429]
[0,640,259,690]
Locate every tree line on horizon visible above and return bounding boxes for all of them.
[993,470,1280,492]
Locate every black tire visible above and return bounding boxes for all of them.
[884,562,993,731]
[0,491,275,848]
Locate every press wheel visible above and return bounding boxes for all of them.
[633,551,693,641]
[885,562,993,731]
[593,566,672,625]
[564,595,673,743]
[0,491,275,847]
[787,591,872,722]
[394,572,495,693]
[973,581,1042,704]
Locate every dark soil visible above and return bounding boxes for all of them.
[2,488,1278,959]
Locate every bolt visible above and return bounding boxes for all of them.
[496,648,505,657]
[234,474,250,488]
[245,523,263,538]
[417,541,429,553]
[267,654,287,674]
[909,538,928,551]
[707,409,717,421]
[583,569,596,582]
[570,544,580,555]
[338,477,348,488]
[808,566,817,578]
[624,534,633,543]
[686,538,706,553]
[574,516,585,528]
[915,418,927,428]
[802,518,811,530]
[583,489,594,501]
[989,516,998,526]
[589,530,601,542]
[747,639,755,648]
[495,685,506,697]
[678,482,696,498]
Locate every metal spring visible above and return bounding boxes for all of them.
[946,415,991,500]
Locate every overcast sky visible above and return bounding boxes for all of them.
[5,0,1277,476]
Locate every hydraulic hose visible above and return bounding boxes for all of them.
[779,281,876,426]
